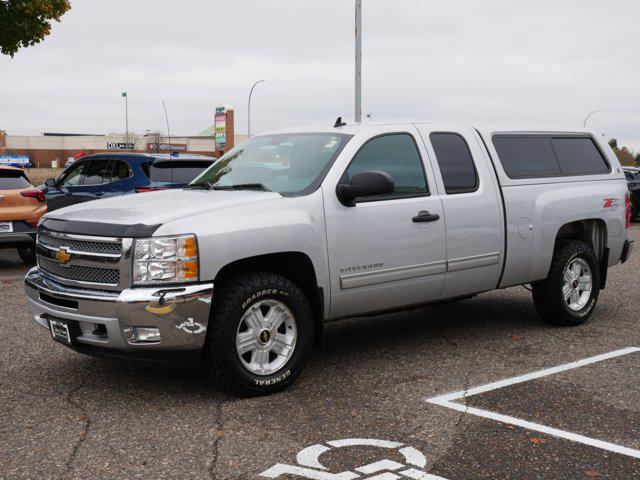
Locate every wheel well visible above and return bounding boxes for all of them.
[555,219,607,260]
[214,252,324,346]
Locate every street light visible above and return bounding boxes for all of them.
[248,80,265,137]
[355,0,362,123]
[122,92,129,146]
[583,110,602,128]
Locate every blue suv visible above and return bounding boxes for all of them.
[44,153,216,211]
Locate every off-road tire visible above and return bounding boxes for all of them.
[532,240,600,326]
[18,246,36,265]
[203,272,314,396]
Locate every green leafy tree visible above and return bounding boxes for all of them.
[0,0,71,57]
[608,138,618,151]
[635,153,640,167]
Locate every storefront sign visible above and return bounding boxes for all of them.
[146,143,188,152]
[107,142,135,150]
[0,155,31,167]
[215,106,227,148]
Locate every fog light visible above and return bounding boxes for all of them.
[130,327,161,344]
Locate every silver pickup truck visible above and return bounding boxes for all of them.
[25,123,634,395]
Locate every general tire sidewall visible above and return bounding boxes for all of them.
[220,285,312,392]
[556,249,599,321]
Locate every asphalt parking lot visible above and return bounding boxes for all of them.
[1,226,638,480]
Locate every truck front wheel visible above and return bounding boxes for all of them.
[203,272,314,395]
[532,240,600,326]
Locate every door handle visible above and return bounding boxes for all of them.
[412,211,440,223]
[94,192,104,197]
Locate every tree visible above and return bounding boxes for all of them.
[635,153,640,167]
[608,138,618,151]
[615,147,636,167]
[0,0,71,57]
[149,131,165,153]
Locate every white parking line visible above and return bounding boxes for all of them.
[426,347,640,459]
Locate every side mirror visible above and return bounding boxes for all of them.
[44,178,56,188]
[336,171,395,207]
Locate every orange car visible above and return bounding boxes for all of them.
[0,166,47,264]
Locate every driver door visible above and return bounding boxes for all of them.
[322,127,447,318]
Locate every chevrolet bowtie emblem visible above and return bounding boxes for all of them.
[55,248,71,265]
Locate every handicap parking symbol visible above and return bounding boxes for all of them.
[259,438,449,480]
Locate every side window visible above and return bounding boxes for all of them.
[110,160,131,182]
[60,162,88,186]
[492,136,560,178]
[551,138,610,175]
[346,134,428,198]
[492,135,610,179]
[430,133,478,194]
[82,159,112,185]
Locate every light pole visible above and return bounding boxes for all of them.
[248,80,265,137]
[122,92,129,146]
[355,0,362,123]
[583,110,602,128]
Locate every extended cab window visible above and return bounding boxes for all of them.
[493,135,610,179]
[346,133,428,198]
[430,133,478,194]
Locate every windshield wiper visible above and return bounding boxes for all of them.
[185,181,214,190]
[212,183,272,192]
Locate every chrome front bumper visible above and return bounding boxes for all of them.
[25,268,213,354]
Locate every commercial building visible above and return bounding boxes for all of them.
[0,108,246,168]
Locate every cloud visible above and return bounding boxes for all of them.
[1,0,638,151]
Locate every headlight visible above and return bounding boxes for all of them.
[133,235,199,285]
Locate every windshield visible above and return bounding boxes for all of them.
[190,133,351,195]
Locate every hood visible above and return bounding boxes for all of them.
[44,189,283,229]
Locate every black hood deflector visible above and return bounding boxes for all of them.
[40,218,161,238]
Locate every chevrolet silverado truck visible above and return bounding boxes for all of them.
[25,123,634,395]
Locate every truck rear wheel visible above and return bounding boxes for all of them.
[532,240,600,326]
[203,272,314,396]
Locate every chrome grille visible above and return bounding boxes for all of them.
[36,230,132,291]
[38,257,120,285]
[38,234,123,255]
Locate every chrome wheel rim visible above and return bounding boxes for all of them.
[235,299,297,376]
[563,258,592,311]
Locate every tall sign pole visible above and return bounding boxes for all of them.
[355,0,362,124]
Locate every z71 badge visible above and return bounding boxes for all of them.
[603,198,620,209]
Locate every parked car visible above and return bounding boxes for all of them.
[623,167,640,221]
[0,166,47,263]
[43,153,217,211]
[25,124,633,395]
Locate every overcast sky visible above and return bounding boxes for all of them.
[1,0,639,151]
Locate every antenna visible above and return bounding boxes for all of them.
[161,100,174,185]
[334,116,347,128]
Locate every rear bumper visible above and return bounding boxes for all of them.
[621,240,634,264]
[25,268,214,359]
[0,221,36,247]
[0,232,36,247]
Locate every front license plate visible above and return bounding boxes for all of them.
[49,318,71,344]
[0,222,13,233]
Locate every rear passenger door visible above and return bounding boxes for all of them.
[416,126,504,298]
